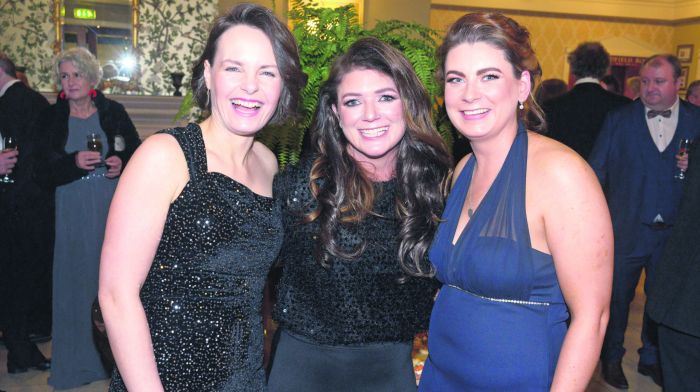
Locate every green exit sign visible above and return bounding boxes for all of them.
[74,8,96,19]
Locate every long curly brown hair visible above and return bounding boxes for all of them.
[306,37,451,277]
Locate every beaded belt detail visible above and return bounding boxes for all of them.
[81,172,106,180]
[447,284,550,306]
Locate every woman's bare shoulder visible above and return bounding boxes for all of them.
[527,131,599,193]
[452,153,472,186]
[123,133,189,190]
[252,140,279,176]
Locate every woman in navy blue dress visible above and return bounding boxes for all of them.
[419,13,613,391]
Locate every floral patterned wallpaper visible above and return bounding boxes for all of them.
[0,0,55,90]
[138,0,217,95]
[0,0,217,95]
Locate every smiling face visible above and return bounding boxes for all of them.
[204,25,283,137]
[59,61,92,101]
[332,68,406,173]
[443,42,530,142]
[640,59,680,111]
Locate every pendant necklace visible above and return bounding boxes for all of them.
[466,164,476,218]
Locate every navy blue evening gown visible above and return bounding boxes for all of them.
[419,124,569,391]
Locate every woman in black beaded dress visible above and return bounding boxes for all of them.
[267,37,452,391]
[98,4,305,391]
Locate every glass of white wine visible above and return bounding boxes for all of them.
[2,136,17,183]
[675,139,692,180]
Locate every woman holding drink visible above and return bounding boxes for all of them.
[34,47,140,389]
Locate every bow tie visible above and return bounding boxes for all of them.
[647,109,672,119]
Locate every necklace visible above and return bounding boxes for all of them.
[466,184,475,218]
[467,199,474,218]
[466,164,476,218]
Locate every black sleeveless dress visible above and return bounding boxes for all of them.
[110,123,282,391]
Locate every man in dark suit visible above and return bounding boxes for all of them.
[0,52,52,373]
[589,54,700,389]
[647,148,700,391]
[543,42,631,158]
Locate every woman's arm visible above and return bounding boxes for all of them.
[99,133,188,392]
[535,143,613,391]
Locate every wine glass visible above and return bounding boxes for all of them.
[2,136,17,183]
[86,133,104,167]
[675,139,692,180]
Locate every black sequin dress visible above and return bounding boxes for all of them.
[272,158,438,345]
[267,158,439,391]
[109,124,282,392]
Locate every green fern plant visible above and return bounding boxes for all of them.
[177,0,449,166]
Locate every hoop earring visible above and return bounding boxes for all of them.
[518,101,524,110]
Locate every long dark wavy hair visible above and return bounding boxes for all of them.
[436,12,544,132]
[306,37,451,277]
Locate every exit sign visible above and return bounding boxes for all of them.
[74,8,96,19]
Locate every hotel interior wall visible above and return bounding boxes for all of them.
[3,0,700,94]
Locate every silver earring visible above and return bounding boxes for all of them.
[518,101,524,110]
[206,89,211,108]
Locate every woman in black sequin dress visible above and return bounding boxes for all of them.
[267,38,452,391]
[98,4,305,391]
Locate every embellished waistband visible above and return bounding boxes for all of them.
[447,284,550,306]
[80,171,106,180]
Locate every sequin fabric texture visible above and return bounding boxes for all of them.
[109,124,282,392]
[273,158,439,345]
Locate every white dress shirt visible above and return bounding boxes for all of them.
[0,78,20,98]
[574,77,600,85]
[645,97,680,152]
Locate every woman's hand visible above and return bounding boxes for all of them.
[105,155,123,178]
[75,151,102,170]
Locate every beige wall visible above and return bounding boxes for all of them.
[218,0,432,27]
[433,0,685,21]
[363,0,430,28]
[215,1,699,92]
[431,7,675,83]
[674,22,700,90]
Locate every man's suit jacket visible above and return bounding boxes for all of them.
[543,82,631,158]
[0,82,49,208]
[588,99,700,256]
[0,82,52,330]
[647,152,700,338]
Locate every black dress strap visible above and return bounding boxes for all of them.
[157,123,207,182]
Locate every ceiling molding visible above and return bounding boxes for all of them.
[431,4,679,26]
[432,0,700,21]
